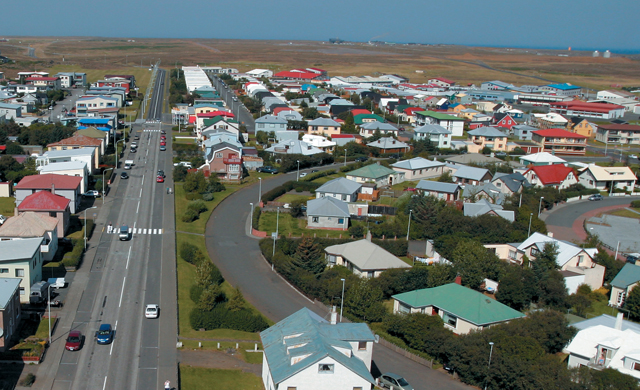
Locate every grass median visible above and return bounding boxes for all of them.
[179,367,263,390]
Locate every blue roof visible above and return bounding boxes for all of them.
[261,308,375,385]
[0,278,21,310]
[78,118,111,125]
[547,83,581,91]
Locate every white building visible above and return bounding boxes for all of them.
[578,164,637,192]
[413,124,451,148]
[246,69,274,78]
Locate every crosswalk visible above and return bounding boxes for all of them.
[142,129,162,133]
[107,227,164,235]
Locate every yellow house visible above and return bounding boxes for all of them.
[447,104,466,114]
[568,118,596,138]
[193,104,221,115]
[466,126,512,153]
[307,117,342,137]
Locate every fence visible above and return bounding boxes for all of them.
[379,189,405,198]
[369,205,397,216]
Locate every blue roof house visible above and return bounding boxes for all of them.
[261,308,376,390]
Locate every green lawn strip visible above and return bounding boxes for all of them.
[608,209,640,220]
[173,137,197,145]
[390,181,418,190]
[274,193,313,204]
[174,183,238,234]
[179,366,263,390]
[309,172,345,184]
[180,339,260,351]
[0,197,15,215]
[586,299,621,318]
[258,212,349,238]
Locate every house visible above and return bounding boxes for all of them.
[466,127,510,154]
[15,174,82,214]
[0,212,59,261]
[315,178,362,202]
[523,165,577,189]
[77,117,114,134]
[202,141,243,182]
[481,80,515,91]
[444,153,504,166]
[492,113,517,129]
[0,278,21,351]
[392,283,524,335]
[25,76,61,91]
[306,197,350,230]
[47,134,103,168]
[595,124,640,146]
[517,232,604,293]
[307,118,341,137]
[414,111,464,137]
[0,238,44,303]
[74,127,108,153]
[17,191,71,237]
[512,124,537,141]
[565,321,640,380]
[539,83,582,96]
[75,95,119,116]
[201,116,241,139]
[531,128,587,155]
[608,264,640,307]
[366,137,409,155]
[578,164,637,192]
[358,122,398,138]
[0,103,21,120]
[275,109,303,122]
[428,77,455,88]
[451,165,492,186]
[568,117,596,138]
[301,134,336,153]
[260,308,376,390]
[491,172,530,195]
[549,101,625,120]
[325,238,410,277]
[413,124,451,148]
[95,78,131,94]
[37,161,89,193]
[462,183,506,205]
[346,164,402,187]
[391,157,446,180]
[572,313,640,333]
[531,113,569,129]
[36,147,97,173]
[246,69,273,78]
[415,181,461,201]
[463,200,514,222]
[265,140,324,156]
[518,152,567,166]
[332,134,361,147]
[195,111,235,134]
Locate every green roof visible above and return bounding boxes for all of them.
[392,283,524,326]
[203,116,238,127]
[347,164,396,179]
[611,263,640,289]
[354,114,385,125]
[416,111,465,121]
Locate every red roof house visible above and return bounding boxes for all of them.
[531,128,587,156]
[274,71,322,81]
[18,191,70,236]
[549,101,625,119]
[523,165,578,189]
[349,109,372,117]
[15,174,82,213]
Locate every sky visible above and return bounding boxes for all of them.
[2,0,640,53]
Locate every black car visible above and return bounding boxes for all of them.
[120,172,129,179]
[157,170,165,178]
[355,157,368,162]
[258,166,278,174]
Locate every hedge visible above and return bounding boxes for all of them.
[189,307,269,332]
[631,200,640,208]
[62,239,83,268]
[252,206,261,230]
[302,169,336,182]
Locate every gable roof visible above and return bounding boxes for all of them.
[347,164,396,179]
[525,165,575,185]
[366,137,409,150]
[75,127,107,139]
[16,174,82,190]
[0,278,21,310]
[392,157,445,171]
[416,180,460,194]
[491,172,530,192]
[579,164,637,182]
[308,117,340,127]
[610,264,640,289]
[0,237,43,262]
[468,126,507,138]
[452,165,492,181]
[325,239,410,271]
[532,128,588,139]
[445,154,503,165]
[0,212,58,237]
[359,122,398,131]
[519,152,567,165]
[260,308,375,386]
[463,199,514,221]
[353,114,384,125]
[416,111,464,121]
[316,177,362,195]
[393,283,524,326]
[306,196,350,218]
[517,232,595,268]
[18,190,70,211]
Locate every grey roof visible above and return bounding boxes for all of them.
[463,183,506,205]
[0,278,21,310]
[255,115,288,125]
[445,153,504,165]
[452,165,491,181]
[360,122,398,131]
[325,239,410,271]
[463,199,514,221]
[468,126,508,137]
[416,180,460,194]
[392,157,445,171]
[572,314,640,333]
[316,177,362,195]
[367,137,409,150]
[41,148,95,158]
[307,196,350,218]
[308,117,340,127]
[206,141,241,161]
[0,103,21,109]
[491,172,530,193]
[0,238,42,262]
[37,161,88,172]
[414,124,451,135]
[328,98,354,106]
[260,308,376,386]
[264,140,324,156]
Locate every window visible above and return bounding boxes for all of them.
[318,364,334,373]
[354,388,363,390]
[287,387,297,390]
[443,312,457,327]
[19,287,25,295]
[338,218,344,224]
[215,152,223,158]
[634,362,640,371]
[342,195,347,201]
[15,269,24,277]
[312,217,319,223]
[0,268,7,273]
[358,341,367,351]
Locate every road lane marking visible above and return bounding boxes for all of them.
[143,229,147,234]
[126,247,132,269]
[118,277,126,308]
[102,376,107,390]
[136,201,140,213]
[142,175,145,186]
[139,188,143,197]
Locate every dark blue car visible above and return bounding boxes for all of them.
[95,324,114,345]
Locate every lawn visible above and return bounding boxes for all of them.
[179,366,263,390]
[274,193,313,204]
[174,137,197,145]
[585,299,621,318]
[307,172,345,184]
[258,212,350,239]
[0,197,15,215]
[391,181,418,191]
[608,208,640,220]
[174,184,238,234]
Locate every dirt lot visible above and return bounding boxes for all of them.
[1,37,639,90]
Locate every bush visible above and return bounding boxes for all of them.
[189,306,269,332]
[19,373,36,387]
[180,242,200,264]
[174,166,188,182]
[631,200,640,208]
[202,192,215,201]
[182,209,199,222]
[252,206,261,230]
[190,284,204,303]
[185,192,203,201]
[187,200,208,214]
[62,239,83,268]
[348,225,366,238]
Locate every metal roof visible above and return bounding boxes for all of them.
[392,157,445,170]
[316,177,362,195]
[0,237,42,262]
[0,278,21,310]
[306,196,350,218]
[610,263,640,289]
[416,180,460,193]
[324,239,410,271]
[414,124,451,135]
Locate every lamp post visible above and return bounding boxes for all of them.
[250,203,254,233]
[406,209,413,241]
[297,160,300,181]
[484,341,495,390]
[84,206,97,250]
[48,283,51,344]
[538,196,544,217]
[115,139,125,169]
[527,212,533,237]
[615,241,620,260]
[258,177,262,206]
[102,168,113,200]
[272,206,280,258]
[340,278,346,322]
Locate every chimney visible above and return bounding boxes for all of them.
[330,306,338,325]
[454,275,462,285]
[615,312,624,331]
[547,232,554,238]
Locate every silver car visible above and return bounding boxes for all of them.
[378,373,413,390]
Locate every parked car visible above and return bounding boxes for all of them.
[134,135,140,140]
[258,166,278,174]
[355,157,368,162]
[95,324,114,344]
[157,170,165,178]
[0,215,5,225]
[378,373,413,390]
[130,147,137,153]
[629,154,638,159]
[145,304,159,319]
[495,151,507,157]
[589,194,603,201]
[120,172,129,179]
[160,141,166,146]
[82,190,101,198]
[65,331,83,351]
[160,145,166,151]
[300,172,307,178]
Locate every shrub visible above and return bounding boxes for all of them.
[182,209,199,222]
[631,200,640,208]
[62,239,84,268]
[174,166,188,182]
[190,284,204,303]
[19,373,36,387]
[202,192,215,201]
[180,242,199,264]
[185,192,203,201]
[348,225,366,238]
[189,306,269,332]
[252,206,261,230]
[187,200,208,214]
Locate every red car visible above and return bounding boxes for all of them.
[156,176,164,183]
[65,331,83,351]
[160,141,166,146]
[160,135,166,140]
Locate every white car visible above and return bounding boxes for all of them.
[145,304,159,319]
[300,172,308,178]
[629,154,638,159]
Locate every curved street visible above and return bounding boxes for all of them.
[205,166,472,390]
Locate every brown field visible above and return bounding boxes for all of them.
[1,37,639,90]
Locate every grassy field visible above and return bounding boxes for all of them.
[0,197,15,215]
[174,184,238,234]
[173,137,197,145]
[179,366,263,390]
[258,212,350,239]
[608,208,640,220]
[274,193,313,204]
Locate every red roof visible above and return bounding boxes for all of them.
[48,134,102,148]
[18,191,70,211]
[525,165,575,186]
[550,101,625,113]
[597,124,640,131]
[532,128,587,139]
[273,107,297,116]
[404,107,423,115]
[331,134,356,139]
[25,76,59,81]
[274,71,320,80]
[0,145,5,151]
[432,77,455,84]
[349,109,372,117]
[16,174,82,190]
[197,111,235,118]
[188,115,197,124]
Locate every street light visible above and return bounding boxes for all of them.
[538,196,544,217]
[48,283,52,344]
[406,209,413,241]
[296,160,300,181]
[527,212,533,237]
[115,139,125,169]
[272,206,280,258]
[258,177,262,206]
[615,241,620,260]
[250,203,254,233]
[340,278,346,322]
[84,206,97,250]
[484,341,495,390]
[102,168,113,199]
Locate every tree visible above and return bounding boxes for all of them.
[451,239,491,290]
[196,260,215,288]
[198,284,224,311]
[5,142,25,155]
[567,293,592,317]
[173,165,188,182]
[624,283,640,320]
[256,130,269,145]
[427,264,456,287]
[496,265,533,311]
[183,171,207,194]
[344,279,386,322]
[437,171,453,182]
[227,287,245,312]
[289,199,305,218]
[292,238,325,274]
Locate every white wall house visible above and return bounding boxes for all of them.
[0,239,44,303]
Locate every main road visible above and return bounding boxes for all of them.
[47,68,178,390]
[205,168,472,390]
